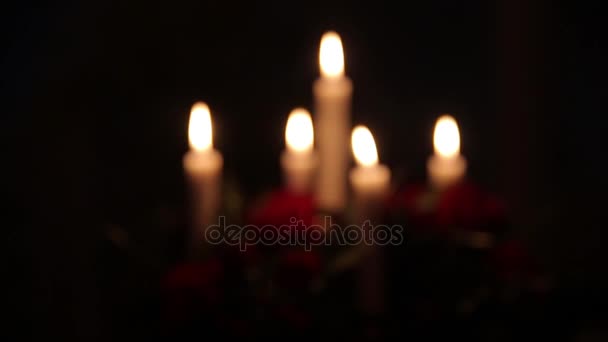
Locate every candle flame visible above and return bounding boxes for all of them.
[188,102,213,151]
[433,115,460,158]
[319,31,345,78]
[351,125,379,167]
[285,108,314,153]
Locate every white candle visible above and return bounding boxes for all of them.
[314,31,353,213]
[349,125,390,316]
[281,108,317,194]
[350,125,391,218]
[427,114,467,190]
[183,102,223,250]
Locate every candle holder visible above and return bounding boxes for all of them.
[157,172,549,341]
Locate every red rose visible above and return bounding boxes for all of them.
[162,258,223,321]
[436,182,507,231]
[276,249,322,290]
[247,189,315,228]
[395,183,438,229]
[394,181,507,237]
[245,189,317,255]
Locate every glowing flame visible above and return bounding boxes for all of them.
[319,31,345,78]
[351,125,379,167]
[433,115,460,158]
[285,108,314,153]
[188,102,213,151]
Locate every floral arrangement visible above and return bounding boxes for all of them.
[158,179,548,339]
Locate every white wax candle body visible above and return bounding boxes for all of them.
[183,149,223,245]
[350,164,390,316]
[427,154,466,191]
[314,77,353,212]
[281,150,317,194]
[428,115,466,191]
[350,164,391,221]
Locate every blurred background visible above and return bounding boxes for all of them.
[3,0,608,340]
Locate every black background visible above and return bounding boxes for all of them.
[4,0,608,340]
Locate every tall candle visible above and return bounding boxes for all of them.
[427,114,467,190]
[281,108,317,194]
[350,126,391,223]
[183,102,223,252]
[314,31,353,213]
[349,125,390,316]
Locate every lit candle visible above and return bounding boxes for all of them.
[427,114,467,190]
[183,102,223,251]
[281,108,317,194]
[349,125,391,218]
[314,31,353,213]
[350,125,390,316]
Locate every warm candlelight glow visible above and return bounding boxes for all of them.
[285,108,314,153]
[319,31,345,78]
[433,115,460,158]
[188,102,213,152]
[352,125,379,167]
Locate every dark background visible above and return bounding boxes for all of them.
[3,0,607,340]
